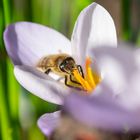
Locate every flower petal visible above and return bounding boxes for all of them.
[71,2,117,66]
[14,65,70,104]
[4,22,71,66]
[64,94,140,132]
[90,47,140,111]
[38,111,60,137]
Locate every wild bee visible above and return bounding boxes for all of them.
[37,53,84,89]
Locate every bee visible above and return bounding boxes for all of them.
[37,53,84,89]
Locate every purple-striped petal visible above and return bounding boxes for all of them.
[64,94,140,132]
[4,22,71,66]
[38,111,60,137]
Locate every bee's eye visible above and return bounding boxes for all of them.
[59,57,75,73]
[65,60,69,64]
[59,64,65,72]
[60,64,64,69]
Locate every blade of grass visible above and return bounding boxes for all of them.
[1,0,12,140]
[69,0,92,37]
[31,0,49,25]
[0,63,12,140]
[2,0,21,139]
[121,0,131,41]
[0,5,4,49]
[137,31,140,46]
[7,59,19,125]
[49,0,63,31]
[12,0,27,21]
[2,0,10,26]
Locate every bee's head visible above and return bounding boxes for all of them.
[59,57,77,74]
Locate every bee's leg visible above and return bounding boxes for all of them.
[65,75,73,87]
[68,65,84,84]
[65,75,82,89]
[45,69,51,74]
[69,75,81,85]
[77,65,84,78]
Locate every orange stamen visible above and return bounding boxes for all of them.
[72,57,101,92]
[85,57,96,89]
[73,69,92,92]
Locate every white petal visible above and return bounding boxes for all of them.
[71,2,117,66]
[14,65,70,104]
[91,47,140,111]
[37,111,60,136]
[4,22,71,66]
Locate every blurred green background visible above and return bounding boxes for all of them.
[0,0,140,140]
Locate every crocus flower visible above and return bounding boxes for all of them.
[38,45,140,138]
[4,2,117,105]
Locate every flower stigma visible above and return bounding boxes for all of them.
[72,57,101,93]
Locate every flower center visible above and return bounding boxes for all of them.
[72,57,101,93]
